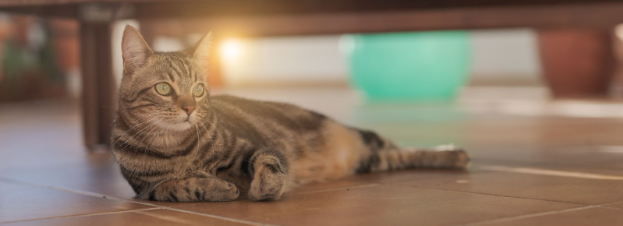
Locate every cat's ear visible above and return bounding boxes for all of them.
[121,25,153,76]
[191,32,213,63]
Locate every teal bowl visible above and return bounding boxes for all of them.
[344,31,471,102]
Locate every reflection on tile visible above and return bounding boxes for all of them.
[480,207,623,226]
[158,185,579,226]
[0,153,137,199]
[291,169,475,194]
[0,181,150,223]
[473,159,623,177]
[4,209,252,226]
[0,101,85,170]
[466,145,623,168]
[398,172,623,205]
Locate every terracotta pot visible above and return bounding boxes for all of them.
[537,29,614,98]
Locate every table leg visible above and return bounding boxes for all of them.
[80,22,116,151]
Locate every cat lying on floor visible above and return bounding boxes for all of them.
[112,25,470,202]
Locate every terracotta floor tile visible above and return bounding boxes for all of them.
[0,155,137,199]
[465,145,623,168]
[291,169,476,194]
[0,181,151,223]
[397,171,623,205]
[0,101,86,170]
[6,89,623,225]
[4,209,254,226]
[473,159,623,176]
[478,207,623,226]
[156,185,579,226]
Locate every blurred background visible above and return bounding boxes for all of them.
[3,10,623,132]
[0,17,548,104]
[3,15,623,105]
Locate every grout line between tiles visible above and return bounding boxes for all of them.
[290,184,380,195]
[455,196,623,226]
[392,183,586,206]
[110,202,277,226]
[597,206,623,211]
[150,206,280,226]
[472,157,623,171]
[459,206,595,226]
[0,177,117,199]
[1,208,161,224]
[0,177,273,226]
[478,164,623,180]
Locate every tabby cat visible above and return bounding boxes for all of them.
[112,26,470,202]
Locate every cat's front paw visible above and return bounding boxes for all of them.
[143,176,239,202]
[196,177,240,201]
[248,171,287,201]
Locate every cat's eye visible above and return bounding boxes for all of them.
[193,84,204,97]
[155,83,172,96]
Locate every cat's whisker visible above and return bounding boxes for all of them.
[138,122,165,152]
[204,123,218,163]
[144,120,167,152]
[157,119,174,146]
[115,112,160,134]
[115,115,160,146]
[197,120,210,134]
[114,116,160,146]
[137,119,164,150]
[194,124,200,154]
[197,121,216,157]
[123,118,162,149]
[197,114,217,137]
[115,120,154,147]
[204,116,217,130]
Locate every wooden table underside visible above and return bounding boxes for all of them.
[0,0,622,150]
[3,1,623,33]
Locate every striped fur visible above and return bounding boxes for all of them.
[112,26,470,202]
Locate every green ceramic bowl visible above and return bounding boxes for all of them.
[344,31,470,102]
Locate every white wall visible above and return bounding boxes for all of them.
[111,24,543,87]
[220,29,543,86]
[469,29,541,79]
[220,35,348,86]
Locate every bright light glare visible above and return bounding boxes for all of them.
[617,24,623,40]
[220,39,242,63]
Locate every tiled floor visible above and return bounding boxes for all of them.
[3,87,623,226]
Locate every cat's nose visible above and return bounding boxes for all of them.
[182,105,196,115]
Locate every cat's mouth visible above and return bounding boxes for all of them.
[155,113,196,132]
[183,114,196,124]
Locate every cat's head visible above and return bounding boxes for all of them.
[118,25,212,133]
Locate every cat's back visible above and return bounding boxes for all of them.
[212,94,307,112]
[210,95,328,136]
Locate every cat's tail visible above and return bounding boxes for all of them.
[354,129,470,173]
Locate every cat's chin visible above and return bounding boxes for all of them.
[162,121,194,132]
